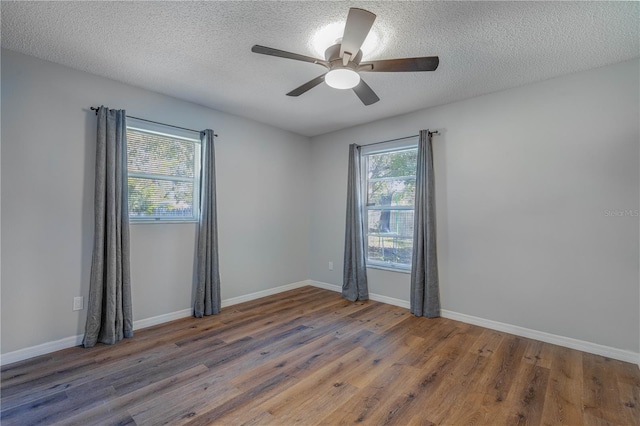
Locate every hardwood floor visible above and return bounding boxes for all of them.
[2,286,638,425]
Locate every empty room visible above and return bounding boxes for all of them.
[1,1,639,425]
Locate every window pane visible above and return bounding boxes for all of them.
[367,148,417,179]
[367,235,414,266]
[128,177,194,219]
[367,148,417,207]
[127,130,195,178]
[367,209,414,237]
[367,177,416,207]
[367,209,414,267]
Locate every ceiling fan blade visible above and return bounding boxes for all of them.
[252,45,326,66]
[340,8,376,60]
[286,74,327,97]
[359,57,439,72]
[352,78,380,106]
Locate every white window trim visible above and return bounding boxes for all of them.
[360,136,418,155]
[126,119,201,224]
[361,136,418,272]
[367,264,412,274]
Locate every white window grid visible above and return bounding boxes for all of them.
[361,138,418,271]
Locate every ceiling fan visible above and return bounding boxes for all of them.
[251,7,439,106]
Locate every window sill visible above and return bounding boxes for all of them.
[366,264,411,274]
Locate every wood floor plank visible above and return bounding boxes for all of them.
[475,334,528,403]
[540,345,584,426]
[522,339,554,369]
[371,324,486,425]
[1,341,183,411]
[493,360,550,425]
[258,346,370,418]
[348,303,410,335]
[618,360,640,426]
[468,328,505,357]
[583,354,631,425]
[1,286,638,425]
[183,338,367,426]
[318,363,421,424]
[257,348,367,424]
[57,364,210,426]
[186,330,376,425]
[617,378,640,426]
[128,369,242,425]
[230,328,374,391]
[422,349,491,423]
[395,320,462,368]
[441,391,492,425]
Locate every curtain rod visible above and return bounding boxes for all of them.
[360,130,439,148]
[89,106,218,137]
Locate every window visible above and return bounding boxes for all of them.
[362,138,418,271]
[126,118,201,222]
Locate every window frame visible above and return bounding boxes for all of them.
[126,118,201,224]
[361,137,419,272]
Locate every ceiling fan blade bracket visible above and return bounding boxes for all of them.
[325,44,363,66]
[314,60,330,69]
[357,63,374,72]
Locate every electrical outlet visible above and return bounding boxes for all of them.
[73,296,84,311]
[329,261,334,271]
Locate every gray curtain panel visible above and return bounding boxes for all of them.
[410,130,441,317]
[342,144,369,302]
[194,129,221,317]
[83,106,133,348]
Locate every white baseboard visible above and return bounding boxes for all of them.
[309,280,411,309]
[0,334,86,366]
[221,280,311,308]
[439,309,639,365]
[308,280,341,293]
[309,280,639,366]
[133,308,193,330]
[3,279,637,367]
[0,280,312,366]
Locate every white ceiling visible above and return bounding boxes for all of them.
[2,1,638,137]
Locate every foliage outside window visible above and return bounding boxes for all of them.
[126,119,200,222]
[362,141,417,270]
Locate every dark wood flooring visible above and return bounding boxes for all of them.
[1,286,638,425]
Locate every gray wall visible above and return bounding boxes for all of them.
[2,48,638,358]
[1,49,311,354]
[310,59,640,353]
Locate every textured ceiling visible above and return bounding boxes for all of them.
[2,1,638,137]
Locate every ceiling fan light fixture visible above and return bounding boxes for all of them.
[325,68,360,89]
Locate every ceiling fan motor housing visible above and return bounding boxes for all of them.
[324,44,362,71]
